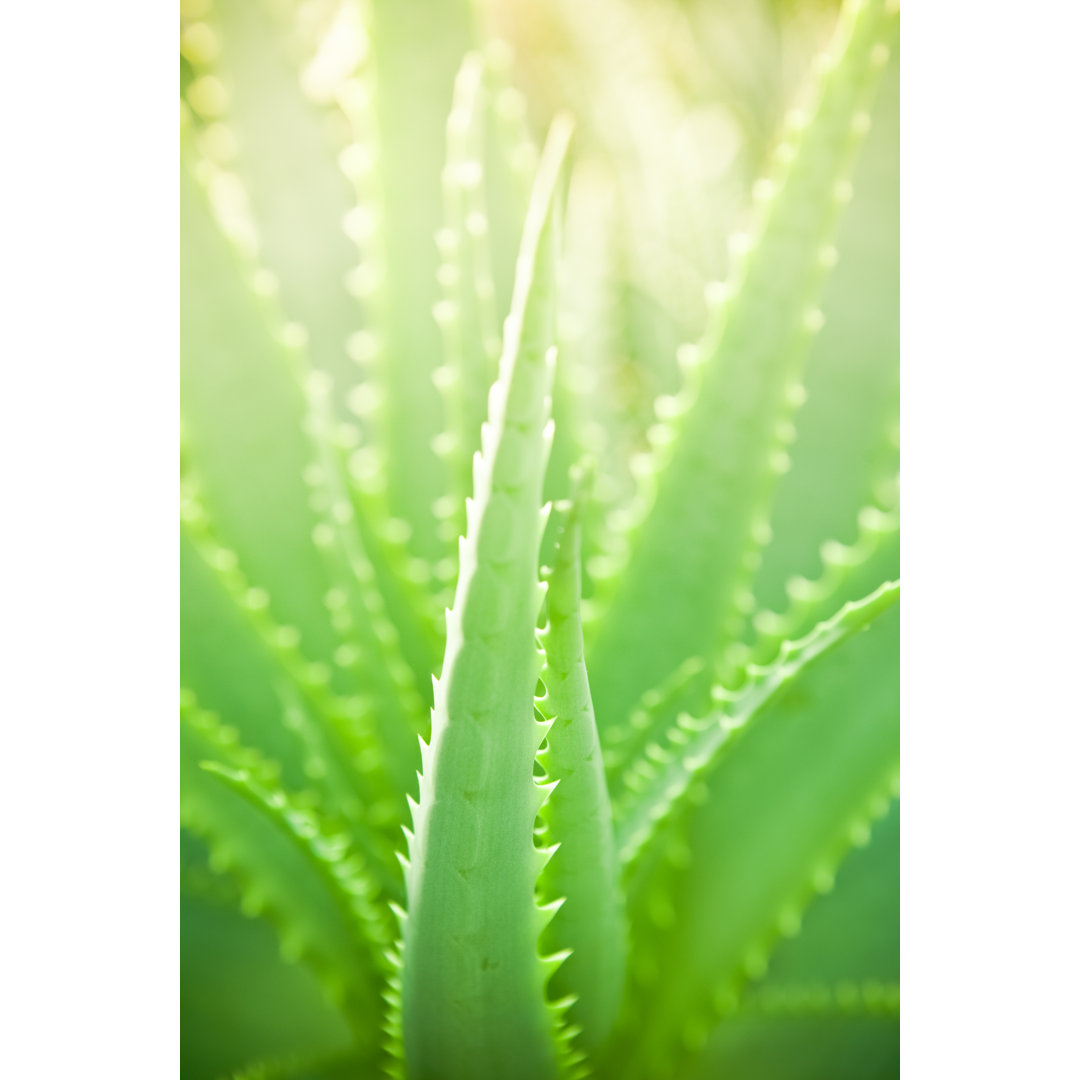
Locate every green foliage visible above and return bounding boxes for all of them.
[180,0,900,1077]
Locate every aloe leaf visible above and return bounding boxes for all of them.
[180,475,405,861]
[585,0,899,731]
[274,683,406,902]
[748,498,899,669]
[536,481,627,1054]
[615,581,899,869]
[399,117,573,1080]
[614,590,900,1079]
[180,524,309,781]
[183,128,437,823]
[180,150,343,673]
[180,466,399,866]
[602,494,898,815]
[302,334,444,704]
[201,759,394,1063]
[319,403,446,702]
[301,376,432,796]
[365,0,475,565]
[600,657,713,808]
[201,0,446,686]
[674,795,900,1077]
[204,0,362,409]
[433,52,503,552]
[180,698,391,1044]
[179,530,404,900]
[179,465,347,716]
[750,48,900,617]
[200,0,479,654]
[431,46,553,607]
[761,797,899,988]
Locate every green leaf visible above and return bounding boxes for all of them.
[762,798,899,988]
[612,589,900,1079]
[206,0,362,411]
[433,52,504,535]
[600,657,713,809]
[585,0,900,732]
[366,0,476,565]
[180,524,309,784]
[615,581,899,869]
[750,48,900,617]
[399,116,573,1080]
[747,499,899,670]
[182,135,431,828]
[180,148,343,676]
[301,376,432,803]
[274,683,405,902]
[186,8,446,698]
[599,493,897,799]
[537,481,627,1053]
[180,481,404,863]
[180,698,391,1045]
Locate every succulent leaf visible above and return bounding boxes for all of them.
[274,682,405,902]
[585,0,900,732]
[202,0,363,414]
[182,130,439,842]
[614,590,900,1078]
[748,498,899,669]
[181,446,404,870]
[760,796,900,989]
[180,152,343,672]
[750,49,900,617]
[537,480,628,1054]
[365,0,476,566]
[180,697,390,1044]
[399,116,573,1080]
[434,52,504,549]
[615,581,899,870]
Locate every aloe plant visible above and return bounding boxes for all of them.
[180,0,900,1077]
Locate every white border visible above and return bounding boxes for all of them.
[1,2,176,1076]
[904,2,1080,1076]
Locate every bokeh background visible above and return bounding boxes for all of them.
[181,0,898,1075]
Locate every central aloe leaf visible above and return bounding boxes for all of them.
[398,117,573,1080]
